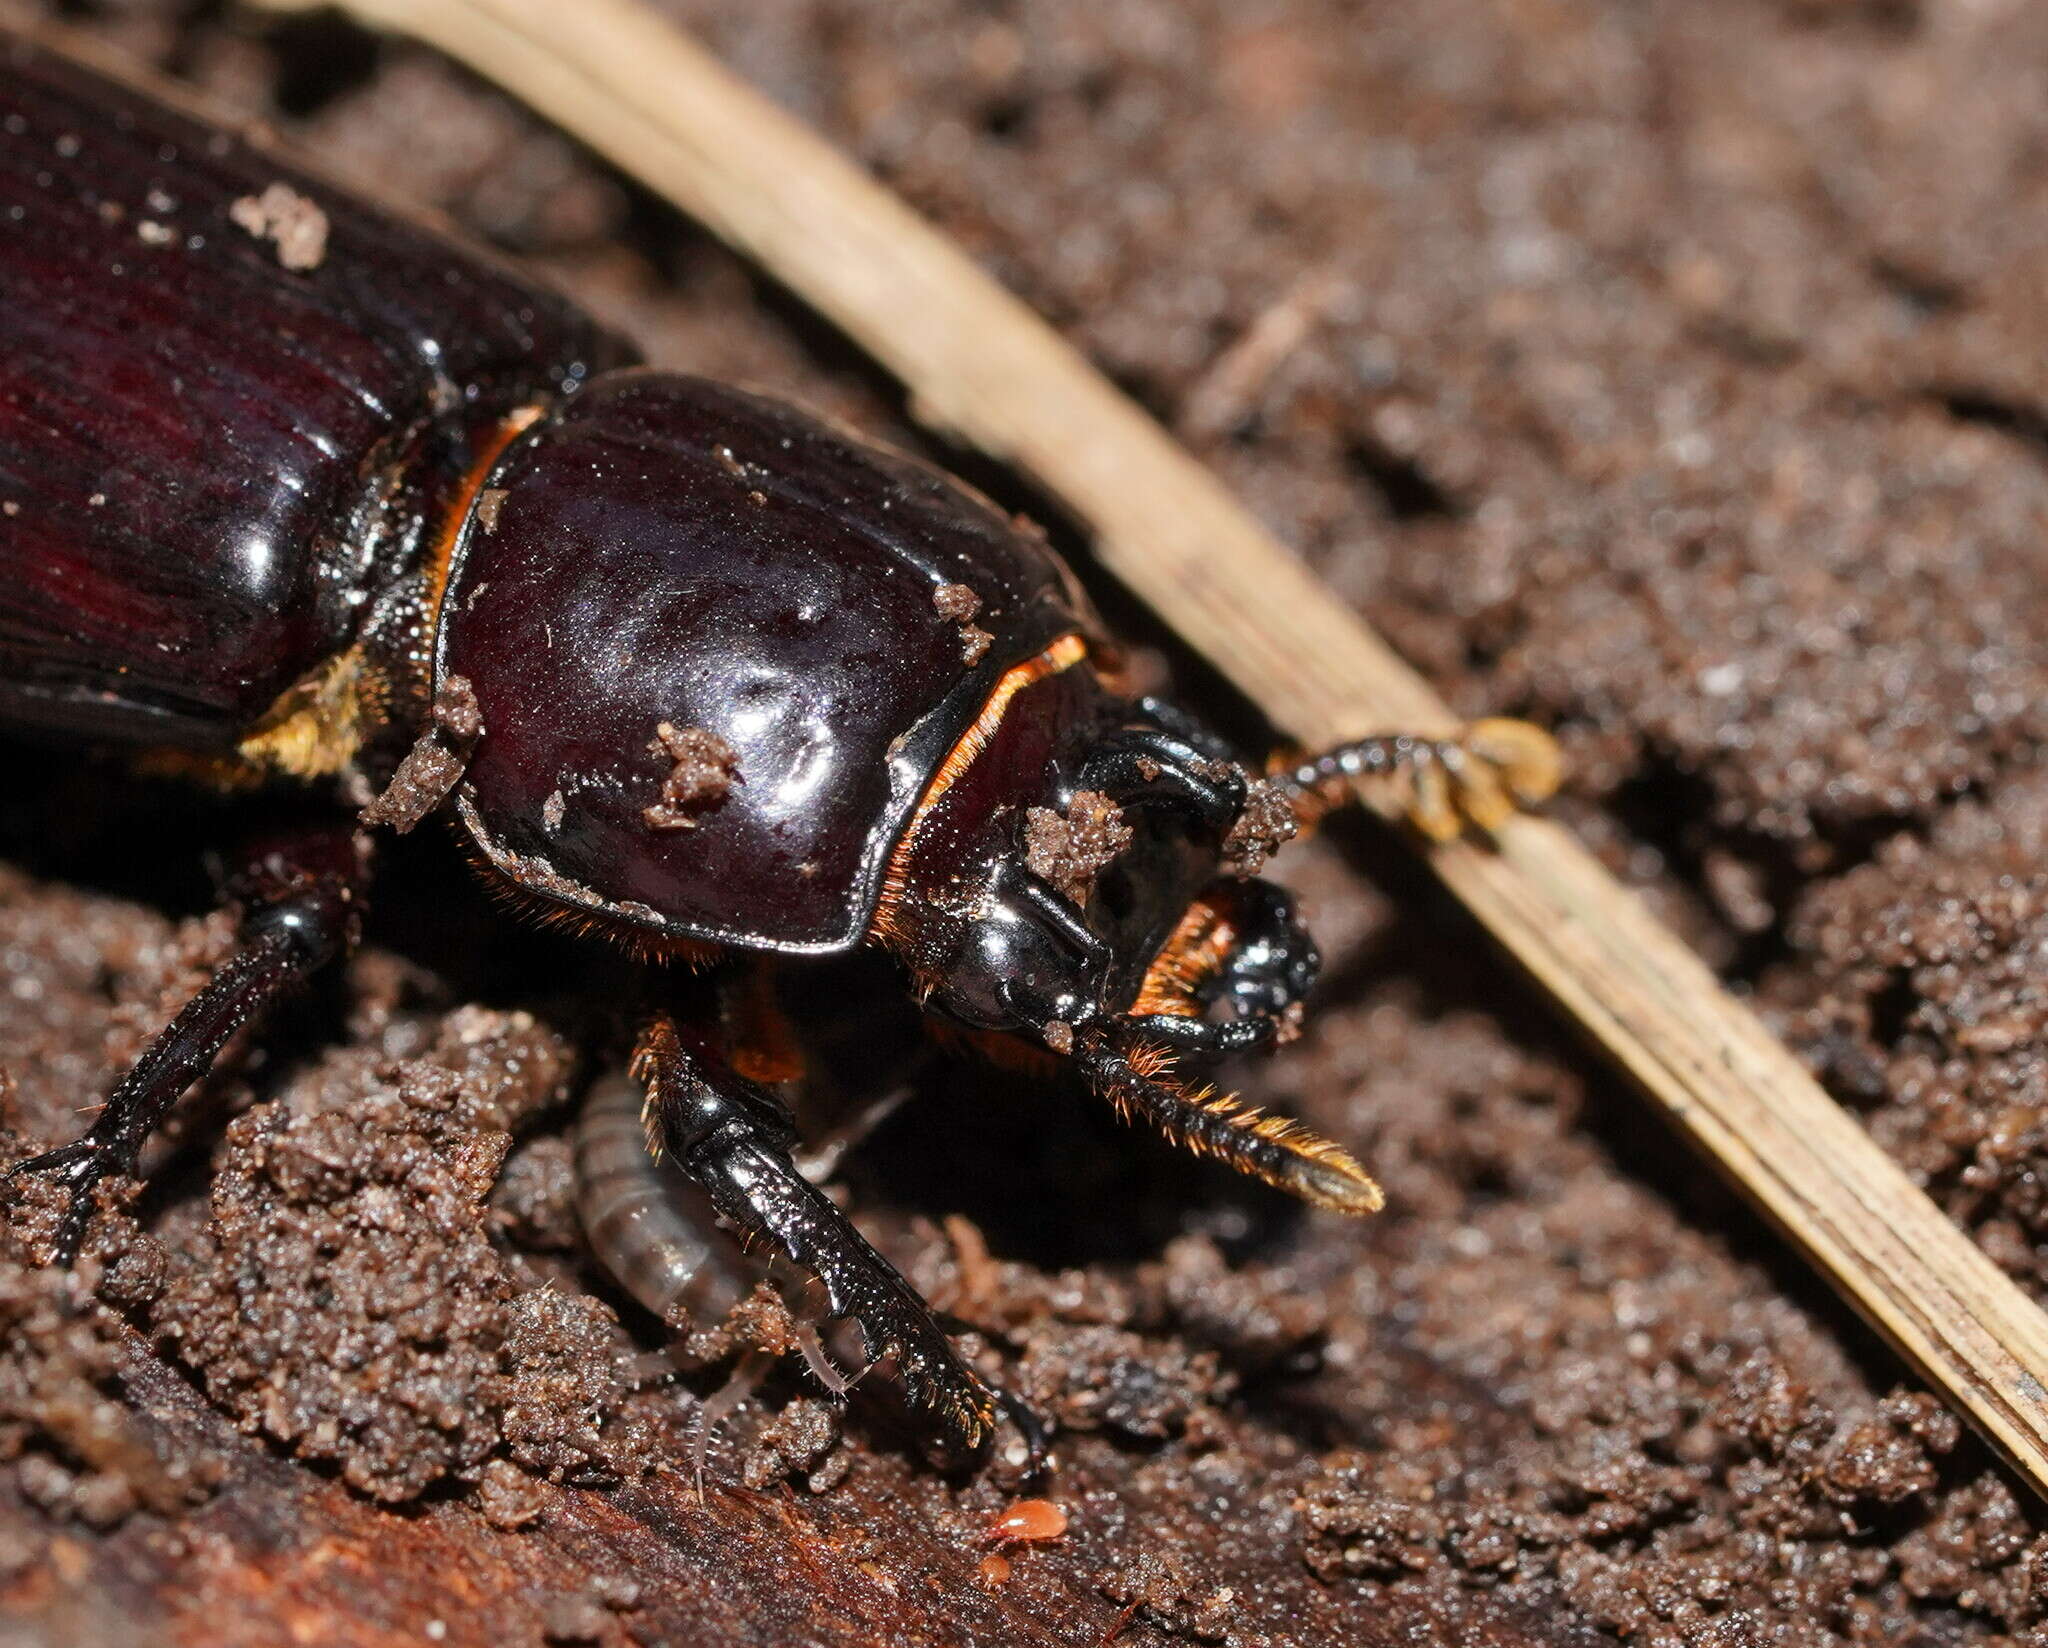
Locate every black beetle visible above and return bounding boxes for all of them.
[0,27,1559,1462]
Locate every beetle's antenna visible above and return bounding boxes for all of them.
[1073,1029,1382,1215]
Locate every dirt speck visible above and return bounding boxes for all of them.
[0,1214,217,1529]
[642,723,740,831]
[475,1457,552,1529]
[933,583,993,663]
[490,1134,581,1253]
[229,181,328,271]
[540,1590,608,1644]
[740,1394,843,1491]
[361,674,483,834]
[1221,776,1298,876]
[1023,791,1132,905]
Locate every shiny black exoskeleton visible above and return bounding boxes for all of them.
[1,27,1559,1465]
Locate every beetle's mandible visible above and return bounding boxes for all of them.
[0,28,1560,1467]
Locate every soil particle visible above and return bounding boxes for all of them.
[361,674,483,834]
[1023,790,1132,906]
[1146,1234,1325,1373]
[1094,1546,1240,1644]
[739,1394,843,1491]
[474,1457,553,1530]
[934,579,995,663]
[1221,777,1298,877]
[539,1590,609,1644]
[0,1235,215,1530]
[489,1134,583,1254]
[227,180,328,271]
[1018,1324,1226,1440]
[641,723,740,831]
[1773,770,2048,1297]
[474,487,509,534]
[677,1281,810,1368]
[1299,1460,1442,1580]
[492,1287,639,1482]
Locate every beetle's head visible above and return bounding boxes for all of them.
[877,653,1384,1213]
[913,782,1319,1066]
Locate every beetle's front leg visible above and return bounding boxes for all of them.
[8,827,368,1262]
[1277,719,1561,841]
[633,1013,1044,1468]
[1126,879,1320,1061]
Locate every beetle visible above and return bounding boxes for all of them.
[0,27,1559,1464]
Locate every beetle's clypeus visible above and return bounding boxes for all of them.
[0,26,1560,1466]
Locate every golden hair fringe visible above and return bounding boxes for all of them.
[870,632,1087,946]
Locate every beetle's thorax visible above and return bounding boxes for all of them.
[434,371,1097,956]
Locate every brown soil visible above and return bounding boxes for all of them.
[7,1,2048,1644]
[1024,792,1134,907]
[642,724,741,833]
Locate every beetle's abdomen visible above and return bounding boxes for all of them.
[0,32,628,750]
[440,372,1095,954]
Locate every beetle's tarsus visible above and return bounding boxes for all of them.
[11,829,365,1269]
[6,1137,124,1264]
[1278,718,1561,840]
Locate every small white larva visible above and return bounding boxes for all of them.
[573,1071,853,1398]
[573,1071,752,1331]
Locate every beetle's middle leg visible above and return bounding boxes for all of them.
[8,827,368,1262]
[631,1012,1043,1468]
